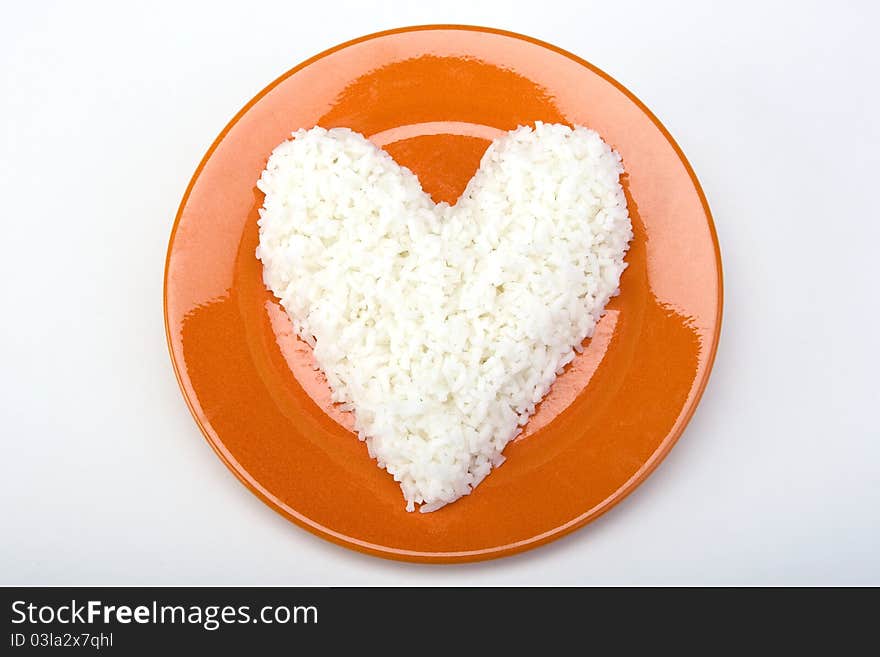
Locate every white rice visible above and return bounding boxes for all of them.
[256,122,632,512]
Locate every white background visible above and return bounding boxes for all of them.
[2,0,878,585]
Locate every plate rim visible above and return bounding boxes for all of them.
[163,23,724,563]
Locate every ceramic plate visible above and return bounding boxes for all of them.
[164,25,722,562]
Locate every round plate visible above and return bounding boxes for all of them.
[164,25,722,563]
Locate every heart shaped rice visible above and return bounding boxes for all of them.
[256,123,632,512]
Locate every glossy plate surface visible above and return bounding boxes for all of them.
[164,25,722,562]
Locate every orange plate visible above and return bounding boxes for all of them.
[164,25,722,563]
